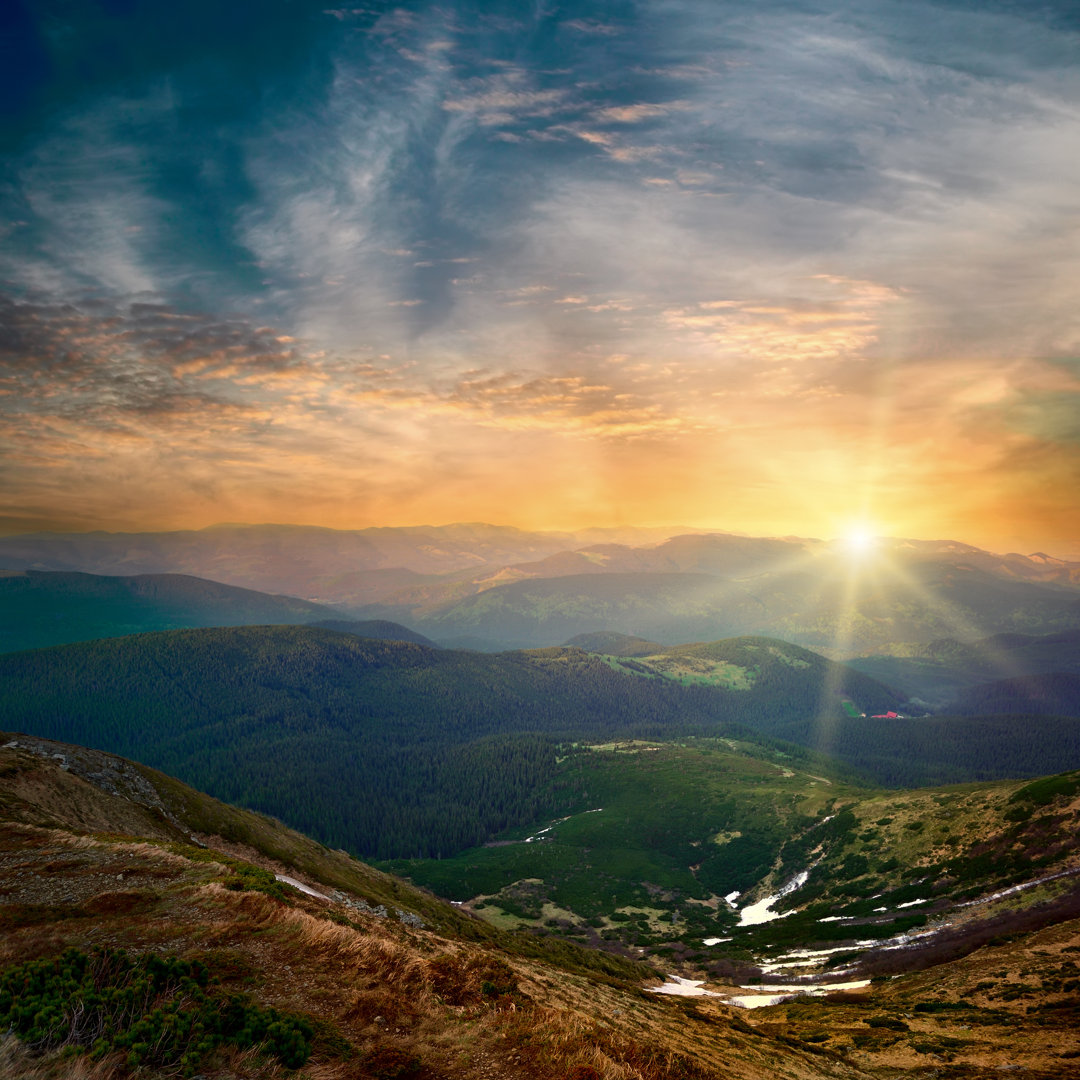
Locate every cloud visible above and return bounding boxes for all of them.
[442,81,569,123]
[593,102,688,123]
[2,0,1080,551]
[563,19,622,37]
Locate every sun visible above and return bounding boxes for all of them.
[842,525,877,556]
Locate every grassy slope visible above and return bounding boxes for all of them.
[383,739,849,960]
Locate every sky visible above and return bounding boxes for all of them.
[2,0,1079,557]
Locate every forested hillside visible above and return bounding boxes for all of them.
[310,617,438,646]
[849,628,1080,707]
[948,672,1080,717]
[2,625,1078,864]
[0,626,897,858]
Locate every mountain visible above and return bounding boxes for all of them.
[0,522,702,601]
[371,554,1080,654]
[4,624,1080,869]
[0,569,339,653]
[947,672,1080,717]
[848,629,1080,709]
[5,525,1078,652]
[564,630,665,655]
[345,535,1080,653]
[393,571,747,649]
[4,732,1079,1079]
[0,626,908,860]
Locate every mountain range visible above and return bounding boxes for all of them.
[2,524,1078,658]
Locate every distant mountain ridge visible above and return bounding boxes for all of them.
[375,557,1080,654]
[3,523,1078,657]
[0,521,706,593]
[848,628,1080,708]
[563,630,665,655]
[0,569,339,653]
[3,521,1076,601]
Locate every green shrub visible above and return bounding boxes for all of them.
[0,947,313,1075]
[839,854,870,878]
[867,1016,908,1030]
[1009,773,1080,807]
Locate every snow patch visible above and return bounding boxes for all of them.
[960,867,1080,908]
[738,870,809,926]
[645,976,722,998]
[725,979,870,1010]
[275,874,331,901]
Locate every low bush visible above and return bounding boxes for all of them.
[867,1016,908,1030]
[0,947,313,1076]
[1009,772,1080,808]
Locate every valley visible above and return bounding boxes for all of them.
[2,732,1080,1079]
[382,741,1080,996]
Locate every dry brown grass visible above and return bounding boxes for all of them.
[182,881,737,1080]
[0,1036,125,1080]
